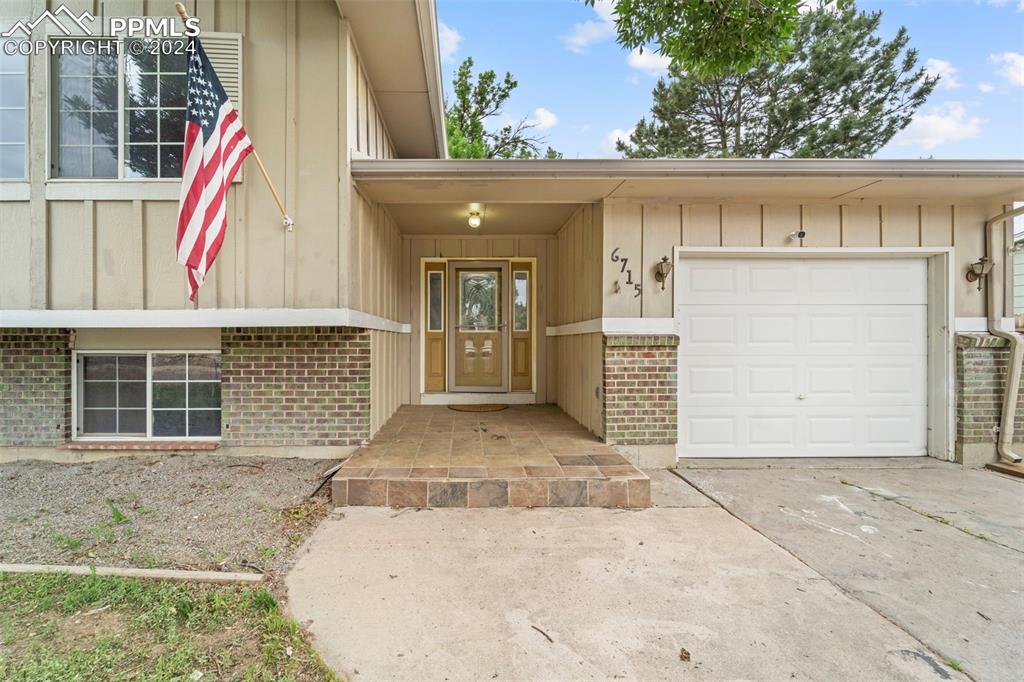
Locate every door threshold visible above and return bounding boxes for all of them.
[421,392,536,405]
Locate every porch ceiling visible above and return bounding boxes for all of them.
[353,159,1024,204]
[385,202,581,235]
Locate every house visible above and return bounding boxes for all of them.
[2,1,1023,504]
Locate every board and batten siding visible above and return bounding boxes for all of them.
[551,204,604,437]
[0,0,406,316]
[601,200,1008,319]
[403,236,557,405]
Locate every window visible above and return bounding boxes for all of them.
[50,34,240,180]
[53,47,119,178]
[123,39,186,178]
[513,270,529,332]
[0,43,28,178]
[76,351,220,439]
[427,270,444,332]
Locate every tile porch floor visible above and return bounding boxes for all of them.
[331,404,651,508]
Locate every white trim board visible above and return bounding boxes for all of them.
[420,392,536,405]
[955,317,1015,333]
[0,308,412,334]
[546,317,676,337]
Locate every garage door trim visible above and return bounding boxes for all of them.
[673,246,955,461]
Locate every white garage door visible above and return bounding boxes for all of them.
[677,258,928,458]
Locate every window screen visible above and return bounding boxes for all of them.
[80,355,146,435]
[151,353,221,437]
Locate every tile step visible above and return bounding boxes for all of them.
[331,475,651,509]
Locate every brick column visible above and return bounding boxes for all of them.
[221,327,371,447]
[0,329,72,446]
[955,333,1024,465]
[602,334,678,467]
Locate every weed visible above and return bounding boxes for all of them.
[50,532,83,553]
[945,659,964,672]
[106,500,130,525]
[256,546,277,561]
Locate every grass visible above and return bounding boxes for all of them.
[0,572,337,681]
[945,658,964,673]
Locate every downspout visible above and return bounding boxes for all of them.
[984,205,1024,464]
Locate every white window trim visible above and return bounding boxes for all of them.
[72,349,222,441]
[513,269,530,333]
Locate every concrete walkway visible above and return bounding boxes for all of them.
[286,470,971,681]
[680,460,1024,682]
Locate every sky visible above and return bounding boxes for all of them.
[435,0,1024,159]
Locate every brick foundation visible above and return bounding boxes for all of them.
[0,329,72,446]
[602,335,678,445]
[956,333,1024,463]
[221,327,370,447]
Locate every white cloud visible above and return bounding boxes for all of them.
[562,0,616,53]
[529,107,558,130]
[438,22,462,64]
[990,51,1024,86]
[893,102,982,150]
[1019,0,1024,11]
[978,82,995,93]
[627,47,671,76]
[602,127,635,155]
[924,58,961,89]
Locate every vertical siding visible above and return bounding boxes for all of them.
[602,200,998,319]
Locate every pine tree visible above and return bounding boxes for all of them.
[618,1,937,159]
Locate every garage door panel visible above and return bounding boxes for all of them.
[682,355,925,407]
[679,258,927,305]
[677,257,929,458]
[681,406,927,457]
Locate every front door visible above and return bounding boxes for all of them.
[449,261,509,392]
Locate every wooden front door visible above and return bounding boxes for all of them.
[449,262,508,391]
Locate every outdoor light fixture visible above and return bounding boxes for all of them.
[467,211,482,229]
[966,256,993,291]
[654,256,673,290]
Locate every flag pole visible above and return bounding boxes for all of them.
[174,3,294,233]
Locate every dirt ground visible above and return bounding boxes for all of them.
[0,455,338,578]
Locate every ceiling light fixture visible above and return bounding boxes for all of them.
[467,211,482,229]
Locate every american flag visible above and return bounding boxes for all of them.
[176,37,253,301]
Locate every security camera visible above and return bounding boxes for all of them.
[788,229,807,240]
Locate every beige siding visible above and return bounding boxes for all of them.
[403,236,557,405]
[3,0,403,315]
[602,200,1000,318]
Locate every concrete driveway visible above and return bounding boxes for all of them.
[284,468,997,681]
[679,458,1024,682]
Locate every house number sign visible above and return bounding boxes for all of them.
[610,247,641,298]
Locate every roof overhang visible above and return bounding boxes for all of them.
[352,159,1024,204]
[336,0,446,158]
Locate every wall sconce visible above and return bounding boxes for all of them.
[467,211,482,229]
[966,256,993,291]
[654,256,673,290]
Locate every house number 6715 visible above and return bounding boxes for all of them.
[611,248,641,297]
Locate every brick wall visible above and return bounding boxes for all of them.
[221,327,370,447]
[603,335,678,445]
[956,333,1024,449]
[0,329,71,446]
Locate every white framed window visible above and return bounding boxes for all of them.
[74,350,221,440]
[50,34,241,180]
[0,42,28,179]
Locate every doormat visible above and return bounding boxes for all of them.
[448,404,509,413]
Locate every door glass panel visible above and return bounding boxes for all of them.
[459,272,499,330]
[428,271,443,332]
[513,271,529,331]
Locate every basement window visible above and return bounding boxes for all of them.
[75,351,221,440]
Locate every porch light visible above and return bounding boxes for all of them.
[966,256,993,291]
[468,211,482,229]
[654,256,673,290]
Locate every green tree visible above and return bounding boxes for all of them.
[618,1,936,159]
[445,57,560,159]
[587,0,802,78]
